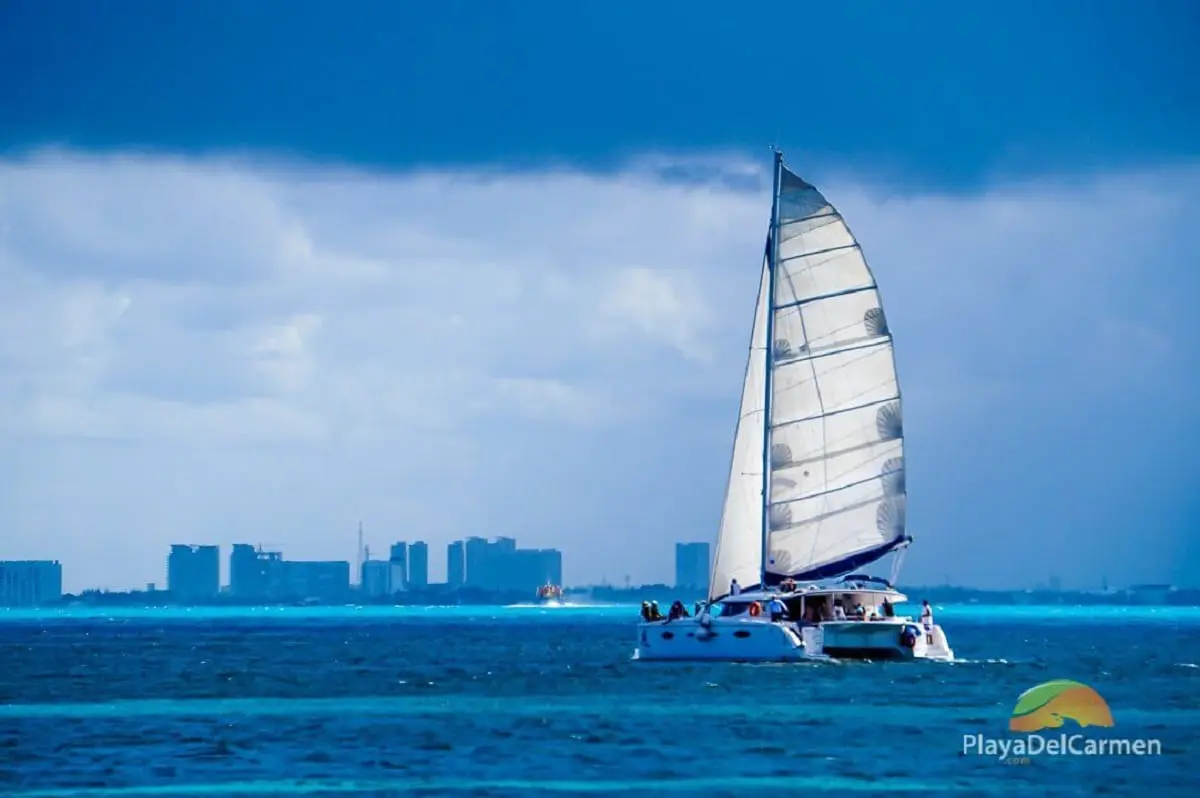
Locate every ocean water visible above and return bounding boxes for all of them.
[0,603,1196,796]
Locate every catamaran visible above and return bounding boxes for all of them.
[635,150,953,662]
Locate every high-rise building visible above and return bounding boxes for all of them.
[167,545,220,603]
[389,542,408,589]
[463,537,489,587]
[449,537,563,592]
[674,542,710,592]
[360,560,393,597]
[463,536,518,590]
[408,542,429,588]
[508,548,562,591]
[447,540,465,587]
[279,561,351,602]
[230,544,283,599]
[0,560,63,606]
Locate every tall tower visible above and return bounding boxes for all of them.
[356,521,364,586]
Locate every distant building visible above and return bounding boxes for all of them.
[0,560,63,606]
[447,540,465,587]
[167,545,220,603]
[674,542,710,592]
[230,544,283,599]
[389,542,408,590]
[450,536,563,591]
[361,560,393,597]
[279,561,351,602]
[509,548,562,590]
[408,542,429,588]
[465,536,518,589]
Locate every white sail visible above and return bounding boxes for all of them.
[707,244,770,600]
[764,165,908,582]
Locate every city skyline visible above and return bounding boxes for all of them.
[1,3,1196,594]
[1,550,1190,609]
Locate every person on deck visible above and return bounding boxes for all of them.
[768,596,787,622]
[920,600,934,644]
[730,578,741,596]
[882,598,895,617]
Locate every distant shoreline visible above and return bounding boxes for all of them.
[3,583,1198,611]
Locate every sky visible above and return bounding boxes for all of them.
[1,1,1198,593]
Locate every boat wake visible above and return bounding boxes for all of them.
[505,602,574,609]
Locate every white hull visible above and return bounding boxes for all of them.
[635,616,953,663]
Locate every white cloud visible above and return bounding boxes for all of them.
[0,149,1196,591]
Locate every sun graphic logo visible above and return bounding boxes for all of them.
[1008,679,1115,733]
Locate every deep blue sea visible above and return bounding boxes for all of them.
[1,603,1196,796]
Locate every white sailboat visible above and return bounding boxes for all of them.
[635,150,953,662]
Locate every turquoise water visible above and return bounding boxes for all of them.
[1,604,1196,796]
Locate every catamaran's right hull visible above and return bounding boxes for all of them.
[810,620,954,661]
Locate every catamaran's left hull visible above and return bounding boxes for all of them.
[633,617,954,662]
[634,618,807,662]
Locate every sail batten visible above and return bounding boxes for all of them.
[769,462,901,507]
[775,283,877,312]
[769,394,898,431]
[772,336,892,367]
[779,242,858,264]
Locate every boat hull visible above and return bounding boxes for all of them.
[635,617,953,662]
[635,617,806,662]
[809,619,954,661]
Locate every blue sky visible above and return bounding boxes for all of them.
[1,1,1197,592]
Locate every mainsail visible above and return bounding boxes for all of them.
[708,151,909,599]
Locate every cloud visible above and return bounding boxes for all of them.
[0,149,1196,591]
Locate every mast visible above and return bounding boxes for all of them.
[760,148,783,588]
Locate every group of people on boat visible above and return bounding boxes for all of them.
[638,576,936,637]
[536,584,562,600]
[640,599,697,622]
